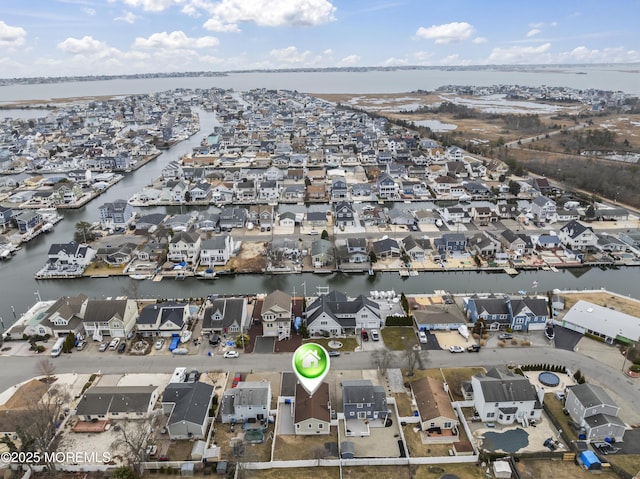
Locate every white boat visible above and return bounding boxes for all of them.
[172,348,188,355]
[130,274,151,280]
[180,330,192,343]
[458,324,470,340]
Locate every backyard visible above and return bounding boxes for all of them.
[381,326,418,351]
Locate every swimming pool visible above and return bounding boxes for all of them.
[538,371,560,387]
[483,428,529,453]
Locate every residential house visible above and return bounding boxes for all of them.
[167,231,201,265]
[306,184,326,201]
[283,184,305,201]
[559,300,640,344]
[351,183,372,198]
[345,237,369,263]
[98,199,134,229]
[162,381,215,440]
[311,239,334,267]
[441,207,470,224]
[261,290,292,341]
[592,207,629,221]
[342,379,389,436]
[189,181,212,201]
[565,383,626,442]
[372,237,400,259]
[221,381,272,424]
[413,305,467,332]
[95,242,136,266]
[81,298,137,340]
[470,366,543,425]
[334,201,356,228]
[307,211,329,228]
[597,234,627,253]
[27,294,88,338]
[530,195,556,223]
[219,207,247,230]
[235,180,256,201]
[529,177,552,194]
[75,386,159,421]
[52,182,83,205]
[434,233,467,255]
[163,214,193,232]
[331,177,349,201]
[376,172,399,199]
[446,146,464,161]
[279,211,296,227]
[402,235,426,262]
[535,234,562,250]
[0,206,13,229]
[388,208,415,226]
[305,290,381,336]
[202,297,247,336]
[294,382,331,435]
[136,302,188,337]
[471,206,494,226]
[200,235,235,267]
[134,213,166,234]
[248,205,274,229]
[559,220,597,251]
[463,294,548,332]
[46,241,96,269]
[197,212,220,232]
[258,180,280,201]
[498,229,532,257]
[467,232,501,257]
[411,377,459,442]
[497,203,519,220]
[14,210,43,234]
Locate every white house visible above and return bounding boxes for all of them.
[168,231,201,265]
[261,290,292,341]
[470,366,543,425]
[565,383,626,442]
[200,234,234,267]
[294,382,331,435]
[558,220,597,251]
[221,381,271,424]
[81,298,138,340]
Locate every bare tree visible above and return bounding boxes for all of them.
[114,410,163,470]
[373,350,394,376]
[121,279,143,303]
[36,358,56,382]
[7,386,69,473]
[404,347,420,377]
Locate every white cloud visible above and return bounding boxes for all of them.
[0,21,27,47]
[338,54,360,66]
[413,51,434,62]
[133,31,219,49]
[569,46,640,63]
[529,22,545,29]
[119,0,180,12]
[487,43,552,63]
[527,28,541,37]
[381,57,409,66]
[57,35,111,54]
[115,11,139,23]
[323,48,333,55]
[472,37,487,44]
[82,7,97,16]
[269,46,311,63]
[415,22,475,44]
[203,0,337,32]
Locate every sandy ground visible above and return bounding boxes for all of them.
[561,291,640,318]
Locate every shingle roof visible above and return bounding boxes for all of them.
[475,367,539,404]
[163,382,214,426]
[294,382,330,423]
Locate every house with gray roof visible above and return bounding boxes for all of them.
[470,366,543,425]
[202,297,247,336]
[219,207,247,230]
[559,220,597,251]
[168,231,201,265]
[372,237,400,259]
[311,239,334,267]
[565,383,625,442]
[342,379,389,437]
[200,234,234,267]
[75,385,159,421]
[261,290,292,340]
[334,201,355,228]
[98,199,134,229]
[26,294,88,338]
[221,381,271,424]
[136,302,188,337]
[82,298,137,340]
[162,381,214,439]
[402,234,426,262]
[305,290,380,336]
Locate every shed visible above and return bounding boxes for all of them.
[341,441,355,459]
[216,461,228,475]
[180,462,194,477]
[190,440,206,461]
[492,460,512,478]
[579,450,602,470]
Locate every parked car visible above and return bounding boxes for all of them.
[117,342,126,354]
[146,445,157,457]
[592,442,620,455]
[186,370,200,383]
[209,333,220,346]
[498,333,513,340]
[155,338,165,350]
[418,331,428,344]
[127,330,135,340]
[108,337,121,351]
[76,340,87,351]
[361,330,369,341]
[98,341,109,352]
[370,329,380,341]
[308,230,319,236]
[467,344,481,352]
[328,350,340,357]
[449,345,465,353]
[223,350,239,358]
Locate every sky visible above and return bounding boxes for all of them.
[1,0,639,78]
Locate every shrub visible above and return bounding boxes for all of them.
[629,364,640,373]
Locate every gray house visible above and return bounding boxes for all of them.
[221,381,272,424]
[342,379,389,437]
[202,297,247,336]
[565,383,626,442]
[75,386,159,421]
[162,381,214,440]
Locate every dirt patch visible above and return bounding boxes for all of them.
[516,458,600,479]
[0,379,50,410]
[227,242,267,272]
[561,291,640,318]
[273,430,338,461]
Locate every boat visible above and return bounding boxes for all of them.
[41,222,54,233]
[196,269,217,280]
[545,324,555,341]
[458,324,470,340]
[180,330,192,343]
[130,274,151,280]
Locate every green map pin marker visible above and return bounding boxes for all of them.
[292,343,330,396]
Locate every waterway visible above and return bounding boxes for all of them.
[1,72,640,328]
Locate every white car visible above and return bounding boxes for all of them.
[418,331,427,344]
[155,338,165,350]
[370,329,380,341]
[223,350,239,358]
[108,337,121,351]
[449,345,465,353]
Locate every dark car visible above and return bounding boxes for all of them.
[117,342,127,354]
[467,344,481,352]
[361,330,369,341]
[209,333,220,346]
[328,350,340,357]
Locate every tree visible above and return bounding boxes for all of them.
[112,466,139,479]
[400,293,409,315]
[74,221,95,243]
[321,229,329,240]
[122,279,143,302]
[184,191,192,203]
[369,251,378,263]
[115,411,162,470]
[63,332,75,353]
[37,358,56,381]
[404,346,420,377]
[508,180,521,196]
[372,350,393,376]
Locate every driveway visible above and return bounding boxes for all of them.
[554,326,583,351]
[254,336,275,354]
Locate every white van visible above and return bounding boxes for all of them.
[50,337,65,357]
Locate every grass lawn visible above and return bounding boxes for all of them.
[381,326,418,351]
[402,424,452,457]
[272,429,338,461]
[544,393,579,442]
[244,467,339,479]
[442,367,486,401]
[394,392,414,417]
[83,262,126,276]
[517,458,607,479]
[303,337,358,352]
[606,454,640,478]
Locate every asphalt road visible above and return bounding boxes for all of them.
[4,346,640,422]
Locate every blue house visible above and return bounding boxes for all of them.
[464,294,548,332]
[434,233,467,255]
[14,210,43,233]
[0,206,13,228]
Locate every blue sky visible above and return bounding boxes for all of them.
[1,0,639,78]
